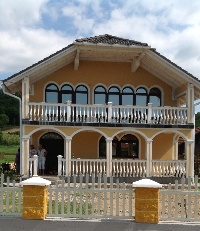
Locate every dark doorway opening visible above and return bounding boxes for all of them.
[39,132,64,175]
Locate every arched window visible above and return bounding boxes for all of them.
[99,135,139,158]
[149,87,161,106]
[94,86,106,104]
[136,87,147,106]
[75,85,88,104]
[61,84,73,103]
[122,87,134,105]
[45,84,59,103]
[108,87,120,105]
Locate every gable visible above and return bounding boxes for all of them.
[2,34,200,102]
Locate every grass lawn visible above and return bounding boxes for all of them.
[0,145,19,163]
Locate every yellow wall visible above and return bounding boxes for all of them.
[152,133,174,159]
[30,61,176,106]
[72,132,100,158]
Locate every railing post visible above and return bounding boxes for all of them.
[20,176,51,220]
[33,155,38,176]
[107,102,112,123]
[67,100,71,122]
[57,155,63,177]
[147,103,153,124]
[132,179,162,223]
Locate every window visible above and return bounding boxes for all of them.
[99,135,139,158]
[149,88,161,106]
[94,86,106,104]
[136,87,147,106]
[75,85,88,104]
[45,83,88,104]
[45,84,58,103]
[61,84,73,103]
[108,87,120,105]
[122,87,134,105]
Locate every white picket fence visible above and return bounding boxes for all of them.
[1,173,200,222]
[0,175,23,216]
[47,174,134,219]
[160,176,200,222]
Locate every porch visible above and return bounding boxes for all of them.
[27,102,189,125]
[29,156,187,178]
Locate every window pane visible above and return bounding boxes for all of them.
[136,95,147,106]
[122,95,133,105]
[95,86,106,93]
[95,94,106,104]
[76,86,87,91]
[108,95,119,105]
[62,94,72,103]
[123,87,133,93]
[109,87,119,93]
[76,93,87,104]
[46,92,58,103]
[136,88,146,93]
[46,84,58,90]
[149,96,160,106]
[61,85,72,91]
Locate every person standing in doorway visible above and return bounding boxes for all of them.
[37,144,47,175]
[29,144,37,175]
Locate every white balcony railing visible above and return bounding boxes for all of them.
[112,159,147,177]
[151,160,187,177]
[28,102,188,125]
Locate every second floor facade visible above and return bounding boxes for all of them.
[2,34,200,128]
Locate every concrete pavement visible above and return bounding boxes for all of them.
[1,217,200,231]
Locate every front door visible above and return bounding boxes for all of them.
[39,132,64,175]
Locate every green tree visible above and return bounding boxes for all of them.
[195,112,200,127]
[0,88,20,126]
[0,114,9,128]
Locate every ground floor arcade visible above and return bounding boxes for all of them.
[21,125,194,178]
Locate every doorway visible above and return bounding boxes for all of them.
[39,132,64,174]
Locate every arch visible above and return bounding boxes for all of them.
[75,84,88,104]
[151,129,188,141]
[45,83,59,103]
[70,127,109,139]
[94,85,107,104]
[112,128,149,140]
[149,87,161,106]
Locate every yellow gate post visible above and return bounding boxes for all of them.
[20,176,51,220]
[132,179,162,224]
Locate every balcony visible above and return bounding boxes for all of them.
[27,102,189,126]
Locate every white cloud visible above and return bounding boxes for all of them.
[0,0,200,81]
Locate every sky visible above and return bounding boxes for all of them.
[1,0,200,109]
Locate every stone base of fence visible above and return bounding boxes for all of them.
[20,176,51,220]
[133,179,162,224]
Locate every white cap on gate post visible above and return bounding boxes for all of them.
[19,176,51,187]
[132,178,162,188]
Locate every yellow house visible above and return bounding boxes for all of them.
[1,34,200,178]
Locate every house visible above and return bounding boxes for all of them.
[1,34,200,178]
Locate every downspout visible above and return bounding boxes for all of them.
[0,81,23,175]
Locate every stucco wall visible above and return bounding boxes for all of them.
[30,61,176,106]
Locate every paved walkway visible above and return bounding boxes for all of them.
[1,217,200,231]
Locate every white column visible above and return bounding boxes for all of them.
[107,102,113,123]
[147,103,153,124]
[21,136,29,176]
[173,140,178,160]
[145,139,152,177]
[106,138,113,176]
[185,139,194,178]
[187,83,194,123]
[22,77,30,119]
[65,137,72,176]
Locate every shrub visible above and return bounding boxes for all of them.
[0,133,20,146]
